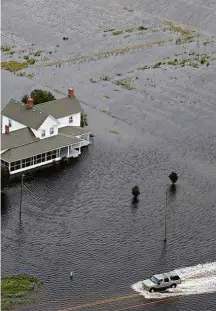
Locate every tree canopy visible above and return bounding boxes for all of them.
[132,185,140,198]
[169,172,178,185]
[21,89,56,105]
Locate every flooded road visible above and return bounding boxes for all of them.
[1,0,216,310]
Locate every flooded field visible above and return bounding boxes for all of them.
[1,0,216,310]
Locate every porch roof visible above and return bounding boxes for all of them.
[1,134,81,162]
[59,126,91,136]
[1,127,39,151]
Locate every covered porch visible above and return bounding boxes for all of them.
[1,143,82,175]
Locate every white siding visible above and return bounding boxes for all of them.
[58,113,81,128]
[37,115,59,139]
[2,116,26,134]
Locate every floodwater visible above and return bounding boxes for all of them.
[1,0,216,310]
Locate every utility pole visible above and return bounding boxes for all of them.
[20,174,24,220]
[164,189,168,243]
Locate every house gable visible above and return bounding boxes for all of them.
[2,115,26,133]
[33,115,59,139]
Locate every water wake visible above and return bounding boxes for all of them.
[131,262,216,299]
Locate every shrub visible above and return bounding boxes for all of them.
[81,112,88,127]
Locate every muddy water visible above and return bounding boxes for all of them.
[1,0,216,310]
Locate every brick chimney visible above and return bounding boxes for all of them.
[68,88,74,98]
[27,97,34,109]
[5,125,10,134]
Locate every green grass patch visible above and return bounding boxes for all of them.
[114,79,136,90]
[112,30,123,35]
[1,274,43,310]
[109,130,120,135]
[27,58,36,65]
[1,61,28,72]
[123,7,134,12]
[1,46,15,55]
[101,74,110,81]
[137,65,150,70]
[200,55,208,64]
[152,61,162,69]
[138,26,148,31]
[104,28,116,33]
[125,28,134,33]
[1,46,11,53]
[167,58,178,66]
[34,51,41,57]
[165,21,195,35]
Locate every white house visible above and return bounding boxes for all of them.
[1,89,91,175]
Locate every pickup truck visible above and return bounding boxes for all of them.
[142,274,181,292]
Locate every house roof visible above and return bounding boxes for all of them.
[1,134,81,162]
[1,99,48,130]
[58,126,91,137]
[35,97,83,119]
[1,127,39,151]
[1,96,83,130]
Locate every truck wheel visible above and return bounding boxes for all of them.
[149,288,155,293]
[171,284,176,288]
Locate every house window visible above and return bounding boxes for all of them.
[11,160,21,171]
[69,116,73,123]
[50,127,54,135]
[8,119,12,127]
[41,130,46,137]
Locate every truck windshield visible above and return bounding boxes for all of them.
[150,276,159,284]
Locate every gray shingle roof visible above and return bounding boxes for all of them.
[59,126,91,136]
[1,127,39,151]
[1,99,48,130]
[1,134,81,162]
[35,97,83,119]
[1,97,83,130]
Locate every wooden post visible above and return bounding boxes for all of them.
[164,190,168,243]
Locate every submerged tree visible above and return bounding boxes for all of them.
[132,185,140,200]
[169,172,178,185]
[21,89,56,105]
